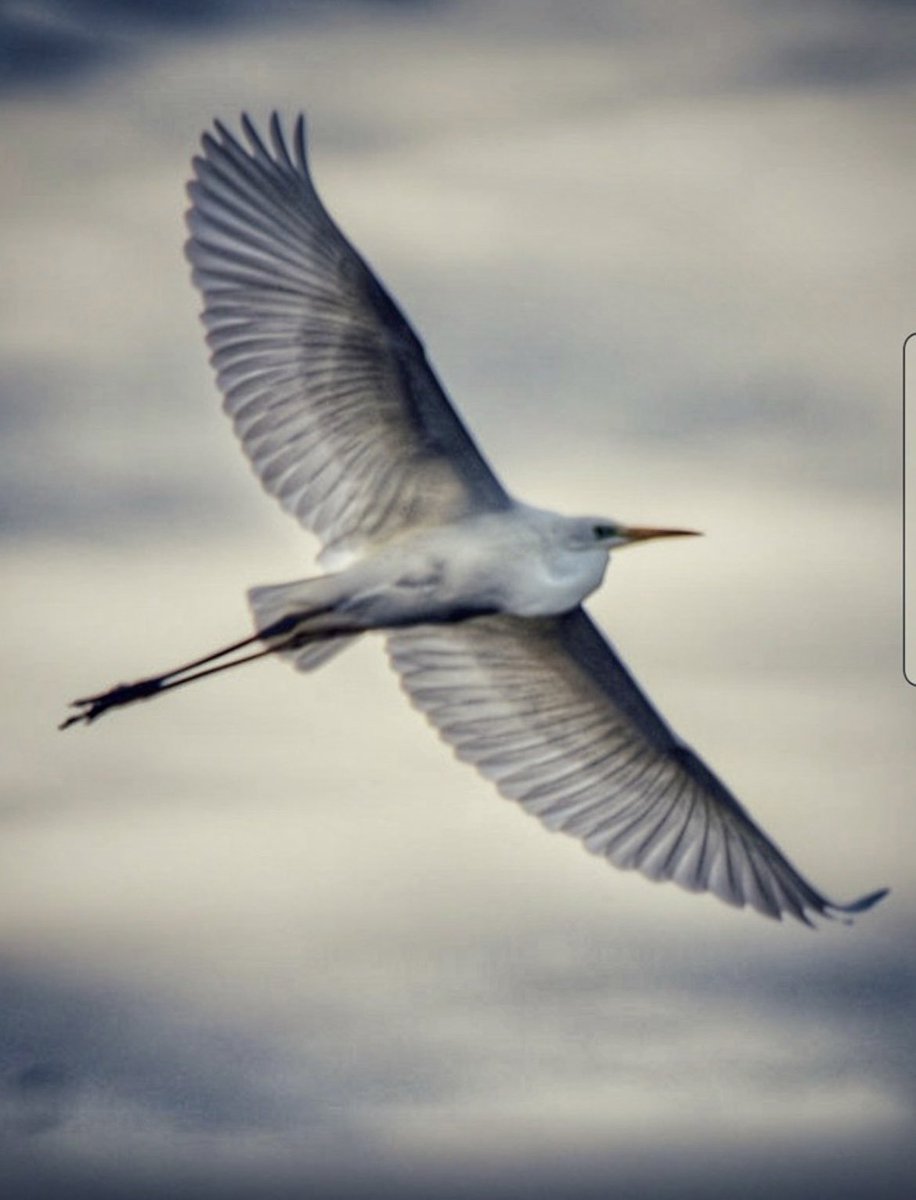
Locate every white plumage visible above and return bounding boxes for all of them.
[62,114,888,928]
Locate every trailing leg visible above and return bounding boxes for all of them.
[58,606,357,730]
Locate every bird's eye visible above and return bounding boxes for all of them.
[593,524,616,540]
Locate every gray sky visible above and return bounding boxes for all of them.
[1,1,914,1197]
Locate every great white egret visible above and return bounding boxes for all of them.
[61,114,887,927]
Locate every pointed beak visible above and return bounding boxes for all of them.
[619,525,702,546]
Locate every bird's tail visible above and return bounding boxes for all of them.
[248,579,360,672]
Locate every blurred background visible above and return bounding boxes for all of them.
[1,2,914,1197]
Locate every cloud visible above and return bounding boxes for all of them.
[1,941,913,1198]
[0,961,307,1142]
[0,0,444,93]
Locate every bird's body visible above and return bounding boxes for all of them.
[366,507,613,621]
[61,113,888,927]
[260,507,614,638]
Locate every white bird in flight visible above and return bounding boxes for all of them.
[62,113,887,927]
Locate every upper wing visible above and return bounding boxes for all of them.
[185,113,510,556]
[387,609,887,925]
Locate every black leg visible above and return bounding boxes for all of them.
[58,612,353,730]
[59,643,280,729]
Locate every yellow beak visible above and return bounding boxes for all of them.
[620,525,702,546]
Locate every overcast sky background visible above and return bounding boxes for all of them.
[1,1,914,1197]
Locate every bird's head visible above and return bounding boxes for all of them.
[574,518,701,552]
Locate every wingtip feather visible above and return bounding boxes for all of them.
[241,112,268,157]
[294,113,308,173]
[200,112,310,180]
[832,886,890,916]
[212,117,235,147]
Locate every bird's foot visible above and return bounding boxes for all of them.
[59,677,164,730]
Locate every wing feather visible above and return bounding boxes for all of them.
[387,609,887,925]
[186,113,510,555]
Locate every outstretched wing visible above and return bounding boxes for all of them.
[387,609,887,925]
[186,113,510,556]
